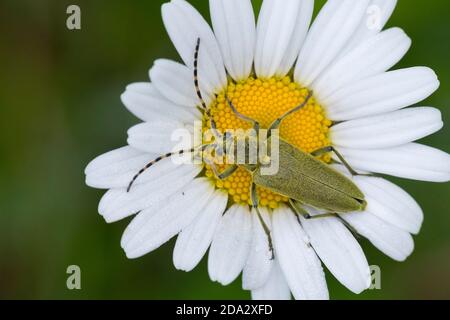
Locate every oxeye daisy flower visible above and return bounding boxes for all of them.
[85,0,450,300]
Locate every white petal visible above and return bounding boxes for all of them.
[149,59,206,107]
[337,143,450,182]
[85,146,157,189]
[121,178,214,259]
[251,260,291,300]
[272,206,329,300]
[354,176,424,234]
[162,0,227,96]
[99,164,201,223]
[313,27,411,101]
[255,0,314,78]
[127,120,194,154]
[173,190,228,272]
[324,67,440,121]
[342,211,414,261]
[277,0,314,76]
[331,107,443,149]
[242,208,273,290]
[210,0,255,81]
[121,83,199,123]
[294,0,370,87]
[342,0,398,54]
[300,213,371,294]
[208,205,252,286]
[332,164,424,235]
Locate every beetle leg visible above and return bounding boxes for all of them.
[203,143,230,178]
[311,146,373,177]
[251,183,274,260]
[210,163,239,180]
[304,212,338,219]
[338,216,362,239]
[289,199,312,220]
[289,199,337,220]
[267,90,313,138]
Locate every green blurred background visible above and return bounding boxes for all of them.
[0,0,449,299]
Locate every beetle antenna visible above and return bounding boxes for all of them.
[127,145,206,193]
[225,95,260,131]
[193,38,221,135]
[194,38,208,112]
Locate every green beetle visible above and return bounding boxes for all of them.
[127,38,368,255]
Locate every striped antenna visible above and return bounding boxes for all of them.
[194,38,208,112]
[193,38,220,133]
[126,147,195,193]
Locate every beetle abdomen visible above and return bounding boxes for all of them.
[254,170,365,212]
[253,139,366,213]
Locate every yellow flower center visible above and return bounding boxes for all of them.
[203,76,332,209]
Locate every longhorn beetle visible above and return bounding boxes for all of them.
[127,38,368,257]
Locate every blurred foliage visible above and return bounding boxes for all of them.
[0,0,449,299]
